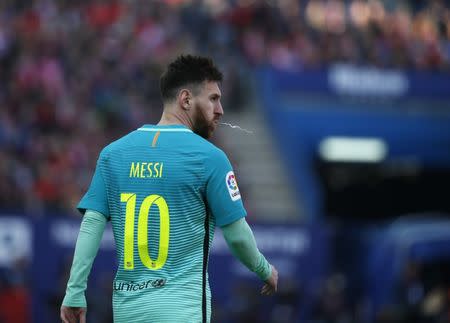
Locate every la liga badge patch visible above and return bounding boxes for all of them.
[225,171,241,201]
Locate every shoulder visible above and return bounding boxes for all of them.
[98,130,138,160]
[194,140,234,175]
[193,136,229,164]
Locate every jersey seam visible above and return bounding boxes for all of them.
[99,150,112,220]
[200,148,208,201]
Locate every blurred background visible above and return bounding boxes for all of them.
[0,0,450,322]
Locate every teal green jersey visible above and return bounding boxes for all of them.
[77,124,247,323]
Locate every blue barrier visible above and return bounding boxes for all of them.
[0,215,329,323]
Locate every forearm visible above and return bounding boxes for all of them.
[62,210,107,307]
[221,218,271,281]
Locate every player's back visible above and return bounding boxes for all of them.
[100,125,217,322]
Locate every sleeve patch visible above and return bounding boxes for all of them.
[225,171,241,201]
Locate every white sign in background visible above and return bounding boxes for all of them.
[0,217,32,267]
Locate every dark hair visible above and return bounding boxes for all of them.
[160,55,223,101]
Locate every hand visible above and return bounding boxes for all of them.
[261,265,278,296]
[60,305,86,323]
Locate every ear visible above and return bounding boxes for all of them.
[178,89,191,110]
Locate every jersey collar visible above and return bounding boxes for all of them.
[137,124,193,132]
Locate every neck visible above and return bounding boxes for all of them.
[157,107,194,130]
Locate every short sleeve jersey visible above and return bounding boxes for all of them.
[77,124,246,323]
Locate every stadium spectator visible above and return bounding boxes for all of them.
[1,1,450,322]
[0,266,31,323]
[1,0,450,216]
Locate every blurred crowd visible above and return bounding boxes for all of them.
[0,0,450,215]
[1,2,449,323]
[309,263,450,323]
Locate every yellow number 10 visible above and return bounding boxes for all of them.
[120,193,170,271]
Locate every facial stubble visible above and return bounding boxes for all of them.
[192,103,215,139]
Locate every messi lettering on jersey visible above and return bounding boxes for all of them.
[129,162,164,178]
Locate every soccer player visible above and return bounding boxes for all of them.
[60,55,278,323]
